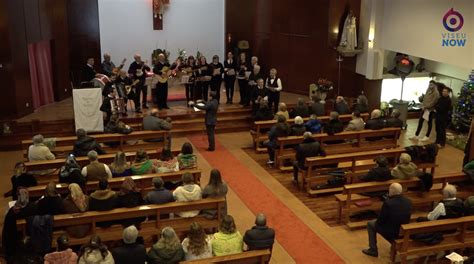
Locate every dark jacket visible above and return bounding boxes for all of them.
[37,196,64,215]
[309,101,325,116]
[118,192,145,226]
[353,103,369,113]
[2,203,37,258]
[376,195,412,241]
[385,117,403,128]
[27,214,53,254]
[334,101,351,115]
[147,244,185,264]
[63,196,90,238]
[111,243,147,264]
[435,96,452,117]
[290,124,306,136]
[267,123,291,148]
[365,118,385,130]
[89,190,118,211]
[81,64,96,82]
[195,98,218,126]
[324,119,344,135]
[359,167,393,182]
[10,173,37,200]
[295,138,326,168]
[254,107,274,121]
[143,115,172,131]
[439,198,464,219]
[144,188,174,205]
[243,226,275,251]
[290,105,310,118]
[73,136,105,157]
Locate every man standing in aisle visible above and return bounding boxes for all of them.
[190,92,218,151]
[265,68,282,113]
[128,54,150,112]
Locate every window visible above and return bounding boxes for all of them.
[381,77,431,103]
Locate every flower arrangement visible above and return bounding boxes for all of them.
[316,78,334,93]
[177,49,187,62]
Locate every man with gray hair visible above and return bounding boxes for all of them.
[81,150,112,181]
[363,183,412,258]
[243,213,275,251]
[142,108,172,146]
[427,184,464,221]
[385,109,404,128]
[73,128,105,157]
[144,176,174,205]
[292,131,325,184]
[102,53,123,77]
[365,109,385,130]
[324,111,344,136]
[28,134,55,162]
[111,225,147,264]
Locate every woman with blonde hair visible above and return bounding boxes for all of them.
[391,153,419,180]
[212,215,243,256]
[148,227,184,263]
[274,102,289,121]
[109,152,131,177]
[182,222,212,260]
[63,183,90,238]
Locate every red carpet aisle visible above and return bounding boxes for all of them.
[189,136,344,263]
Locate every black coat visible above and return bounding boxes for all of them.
[243,226,275,251]
[10,173,37,200]
[291,105,310,118]
[81,64,96,82]
[254,107,274,121]
[376,195,412,241]
[290,124,306,136]
[2,203,38,258]
[195,98,218,126]
[324,119,344,135]
[37,196,64,215]
[334,102,351,115]
[435,96,452,117]
[359,167,393,182]
[385,118,403,128]
[365,118,385,130]
[111,243,147,264]
[295,138,326,168]
[309,101,325,116]
[73,136,105,157]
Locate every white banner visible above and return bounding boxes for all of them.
[73,88,104,132]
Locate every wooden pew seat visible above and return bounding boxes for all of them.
[181,249,272,263]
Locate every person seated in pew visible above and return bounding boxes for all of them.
[148,227,185,264]
[290,98,310,118]
[142,108,172,147]
[2,188,38,261]
[144,177,175,205]
[73,128,105,157]
[345,111,365,132]
[304,114,323,134]
[111,225,147,264]
[426,184,464,221]
[352,94,369,114]
[82,150,112,182]
[28,134,55,162]
[78,235,115,264]
[37,182,64,215]
[309,95,325,116]
[63,183,90,238]
[292,132,326,185]
[154,147,179,173]
[173,173,202,218]
[43,234,78,264]
[104,114,133,135]
[181,222,213,261]
[250,78,268,116]
[254,99,274,121]
[362,183,412,258]
[10,237,44,264]
[212,215,244,256]
[391,153,419,180]
[89,180,118,221]
[131,150,156,175]
[365,109,386,130]
[324,111,344,135]
[385,109,404,128]
[266,115,291,165]
[177,142,197,170]
[465,196,474,216]
[290,116,306,136]
[202,169,228,219]
[243,213,275,251]
[5,161,37,200]
[274,102,290,121]
[117,178,144,227]
[359,156,393,182]
[109,151,132,177]
[334,96,351,115]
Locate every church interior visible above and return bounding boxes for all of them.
[0,0,473,263]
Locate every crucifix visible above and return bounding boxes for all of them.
[153,0,170,30]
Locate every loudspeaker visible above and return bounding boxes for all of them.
[309,83,317,98]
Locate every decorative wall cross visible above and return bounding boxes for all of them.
[153,0,170,30]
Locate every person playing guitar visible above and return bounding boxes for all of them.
[128,54,150,112]
[153,53,171,110]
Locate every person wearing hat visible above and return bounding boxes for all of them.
[391,153,419,180]
[111,225,147,264]
[189,91,219,151]
[44,235,78,264]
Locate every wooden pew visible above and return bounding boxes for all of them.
[275,128,401,170]
[301,148,437,196]
[251,113,370,152]
[27,169,201,198]
[393,216,474,264]
[334,172,469,229]
[181,249,272,263]
[17,198,226,247]
[22,130,170,158]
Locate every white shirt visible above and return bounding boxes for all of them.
[81,162,112,179]
[266,77,283,92]
[182,236,213,260]
[427,197,456,221]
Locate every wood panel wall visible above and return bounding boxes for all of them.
[226,0,365,98]
[0,0,101,119]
